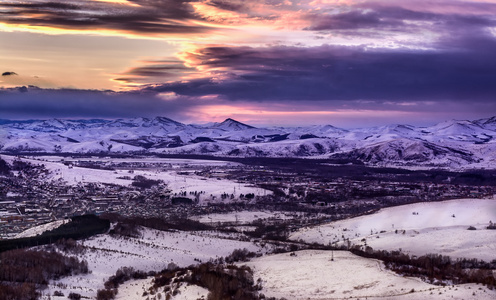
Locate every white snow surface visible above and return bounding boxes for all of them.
[169,284,208,300]
[113,278,154,300]
[291,198,496,261]
[42,227,265,299]
[243,250,496,300]
[14,219,69,238]
[192,210,302,224]
[113,277,208,300]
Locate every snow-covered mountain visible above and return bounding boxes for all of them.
[1,116,496,169]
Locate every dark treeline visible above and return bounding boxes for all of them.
[0,156,10,175]
[260,238,496,290]
[346,246,496,288]
[131,175,161,189]
[102,213,212,232]
[96,266,150,300]
[151,263,276,300]
[0,283,37,300]
[0,249,89,300]
[183,264,260,300]
[245,220,291,241]
[0,214,110,253]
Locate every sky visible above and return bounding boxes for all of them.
[1,0,496,127]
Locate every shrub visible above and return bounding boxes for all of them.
[68,292,82,300]
[96,289,115,300]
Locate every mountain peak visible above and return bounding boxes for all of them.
[477,116,496,125]
[152,116,184,127]
[215,118,255,131]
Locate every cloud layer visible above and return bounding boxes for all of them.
[0,0,206,35]
[145,41,496,102]
[1,0,496,126]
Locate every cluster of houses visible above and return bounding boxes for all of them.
[1,156,494,239]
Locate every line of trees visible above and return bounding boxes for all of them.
[96,266,151,300]
[0,248,89,299]
[0,214,110,253]
[150,262,274,300]
[346,245,496,289]
[102,213,212,232]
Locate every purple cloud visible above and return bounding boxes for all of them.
[143,42,496,103]
[0,0,207,34]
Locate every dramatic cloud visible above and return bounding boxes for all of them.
[2,85,493,127]
[2,0,496,126]
[144,42,496,102]
[0,0,209,36]
[0,86,196,119]
[114,60,196,85]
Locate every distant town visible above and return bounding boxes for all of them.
[1,154,494,238]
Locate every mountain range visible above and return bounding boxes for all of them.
[1,116,496,169]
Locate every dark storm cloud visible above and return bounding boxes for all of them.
[0,87,193,119]
[207,0,246,12]
[139,0,496,103]
[303,3,496,36]
[0,0,208,34]
[304,9,404,31]
[145,41,496,102]
[206,0,292,14]
[118,61,195,82]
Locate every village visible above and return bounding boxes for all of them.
[0,155,495,238]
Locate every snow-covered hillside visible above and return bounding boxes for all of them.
[244,250,496,300]
[42,227,267,299]
[2,116,496,169]
[290,198,496,261]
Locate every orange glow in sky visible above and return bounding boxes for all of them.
[1,0,495,125]
[92,0,141,6]
[184,103,425,127]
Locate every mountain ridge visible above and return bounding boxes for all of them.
[1,116,495,170]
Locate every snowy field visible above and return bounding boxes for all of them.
[14,220,69,238]
[291,198,496,261]
[192,210,305,224]
[243,250,496,300]
[41,227,265,299]
[3,155,269,202]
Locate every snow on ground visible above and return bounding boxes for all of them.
[290,198,496,261]
[192,211,303,224]
[114,276,208,300]
[242,250,496,300]
[114,278,154,300]
[169,284,208,300]
[14,219,69,238]
[2,155,269,202]
[113,270,208,300]
[42,227,264,299]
